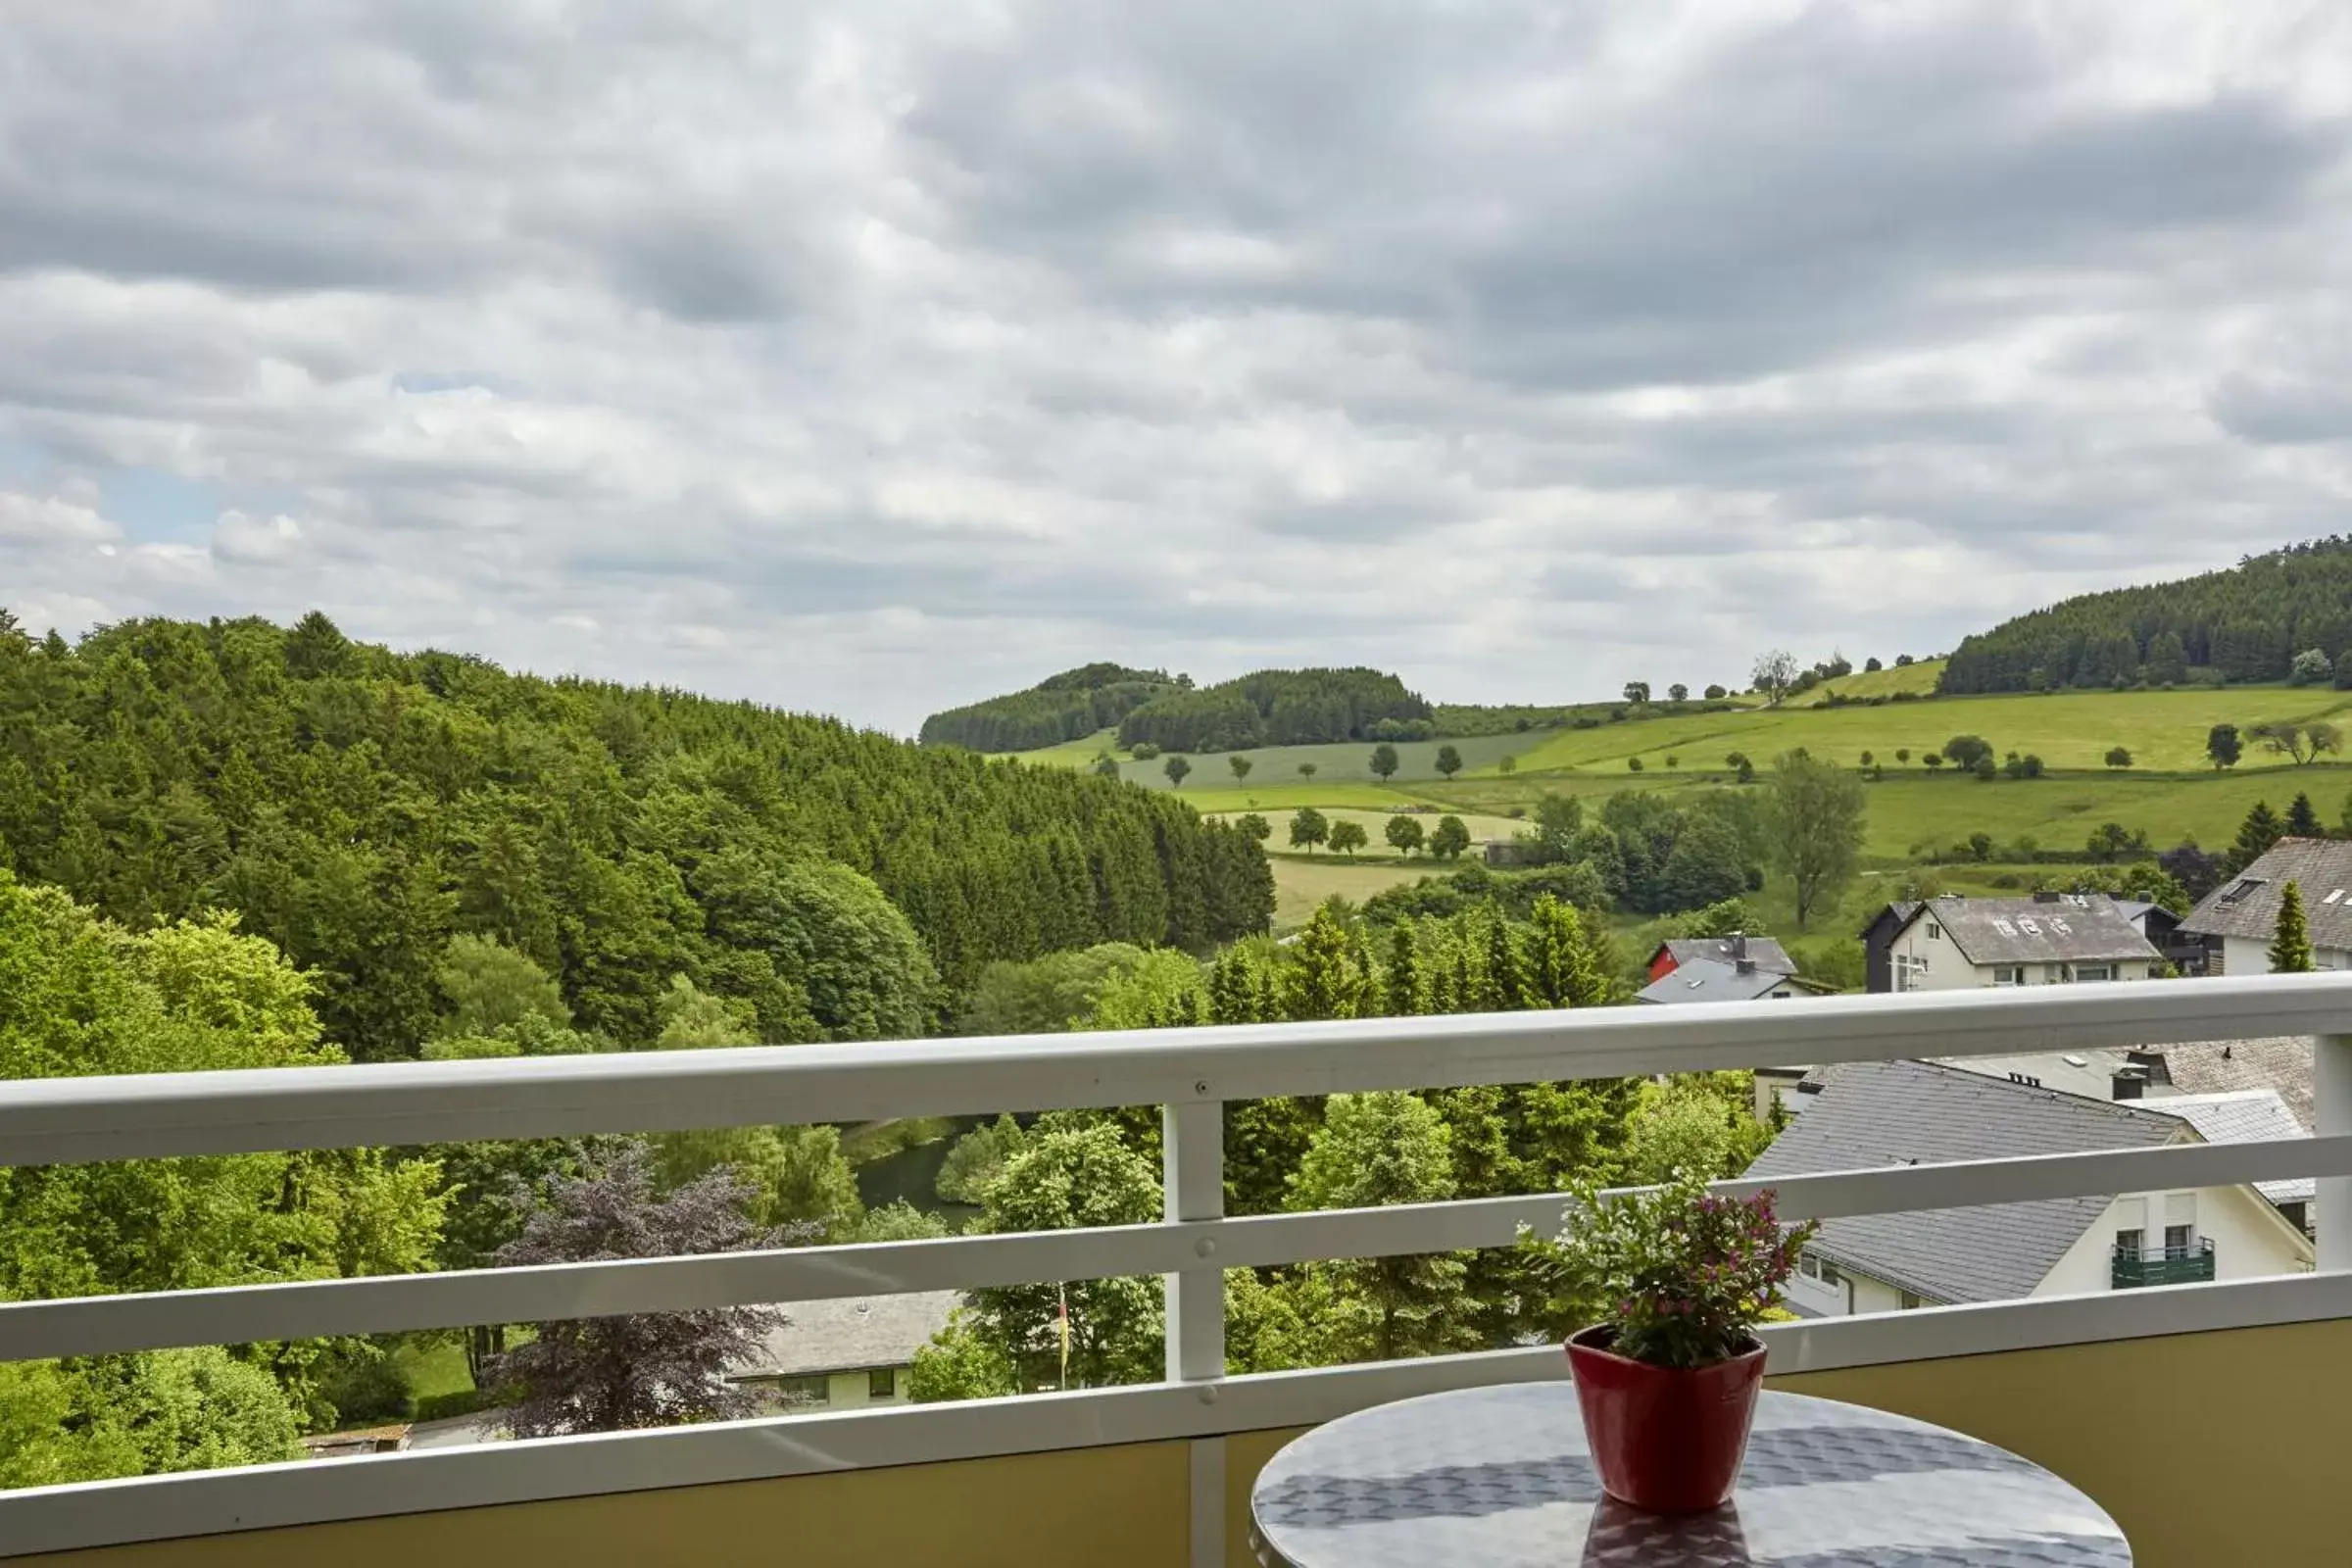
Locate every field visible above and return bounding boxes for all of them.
[1022,729,1547,788]
[1492,685,2352,777]
[1797,658,1947,704]
[1260,854,1437,928]
[1003,684,2352,933]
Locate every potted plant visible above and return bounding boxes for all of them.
[1526,1168,1815,1512]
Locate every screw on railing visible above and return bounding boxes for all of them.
[1162,1097,1226,1568]
[2320,1034,2352,1273]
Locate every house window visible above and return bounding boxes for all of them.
[868,1367,897,1399]
[1927,922,1941,940]
[776,1375,830,1408]
[1798,1252,1841,1286]
[1894,954,1929,992]
[1897,1291,1924,1310]
[2076,964,2115,982]
[2163,1224,2193,1259]
[1992,965,2026,986]
[2115,1227,2145,1259]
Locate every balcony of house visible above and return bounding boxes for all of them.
[7,975,2352,1568]
[2113,1237,2219,1290]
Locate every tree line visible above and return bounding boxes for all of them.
[917,662,1178,753]
[0,612,1271,1059]
[916,897,1783,1393]
[1114,667,1434,753]
[1940,538,2352,693]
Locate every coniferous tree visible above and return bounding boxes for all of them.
[2230,802,2285,873]
[1384,921,1425,1016]
[2271,881,2316,973]
[2287,793,2324,837]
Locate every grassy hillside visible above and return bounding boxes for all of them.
[1801,658,1946,704]
[1026,729,1547,787]
[1494,685,2352,776]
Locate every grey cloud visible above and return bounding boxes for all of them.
[2,2,2350,732]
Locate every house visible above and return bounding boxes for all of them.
[2157,1036,2315,1129]
[2177,837,2352,974]
[1634,956,1825,1005]
[1644,933,1795,986]
[2156,1089,2315,1234]
[1874,895,2163,991]
[1748,1059,2313,1319]
[728,1291,958,1412]
[1859,901,1922,995]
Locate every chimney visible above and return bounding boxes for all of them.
[1731,932,1748,960]
[2111,1069,2145,1101]
[1736,958,1757,976]
[2034,891,2063,904]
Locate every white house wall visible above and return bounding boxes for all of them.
[1884,920,1984,992]
[2217,933,2352,975]
[2034,1185,2310,1298]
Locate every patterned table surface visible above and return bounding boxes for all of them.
[1250,1385,2132,1567]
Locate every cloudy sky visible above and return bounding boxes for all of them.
[4,3,2350,734]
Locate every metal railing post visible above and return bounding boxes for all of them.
[2319,1035,2352,1272]
[1163,1097,1226,1568]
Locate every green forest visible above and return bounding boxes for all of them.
[0,612,1270,1060]
[916,662,1179,753]
[1111,667,1434,753]
[1940,538,2352,694]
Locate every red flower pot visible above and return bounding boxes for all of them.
[1565,1324,1767,1512]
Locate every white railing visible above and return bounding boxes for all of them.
[7,974,2352,1564]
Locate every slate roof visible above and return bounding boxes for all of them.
[1938,1048,2143,1102]
[2154,1090,2313,1205]
[1743,1059,2187,1304]
[2178,837,2352,949]
[1902,896,2162,967]
[1636,956,1797,1004]
[2159,1037,2315,1130]
[1655,936,1797,976]
[733,1291,958,1379]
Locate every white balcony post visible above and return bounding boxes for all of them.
[1163,1097,1225,1568]
[2319,1035,2352,1272]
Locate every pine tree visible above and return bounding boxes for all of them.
[1478,913,1529,1011]
[2287,793,2323,838]
[1383,920,1424,1017]
[2271,881,2316,973]
[1527,895,1601,1009]
[2230,802,2285,873]
[1282,905,1368,1021]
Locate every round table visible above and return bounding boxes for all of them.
[1250,1385,2131,1567]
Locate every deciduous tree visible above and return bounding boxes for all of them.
[1163,755,1193,788]
[1765,751,1866,928]
[1434,744,1463,779]
[1289,808,1330,855]
[1369,743,1400,781]
[1429,815,1472,860]
[495,1150,792,1438]
[1328,820,1369,858]
[1385,815,1425,857]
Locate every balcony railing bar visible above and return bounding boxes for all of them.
[5,1133,2348,1366]
[7,975,2349,1169]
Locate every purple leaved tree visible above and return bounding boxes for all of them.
[492,1146,808,1438]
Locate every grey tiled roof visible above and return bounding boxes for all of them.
[2178,837,2352,947]
[1636,956,1794,1004]
[733,1291,957,1379]
[2154,1090,2313,1204]
[1908,897,2163,966]
[1658,936,1797,975]
[1743,1059,2186,1303]
[2158,1037,2314,1130]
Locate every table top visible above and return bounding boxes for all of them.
[1250,1385,2131,1568]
